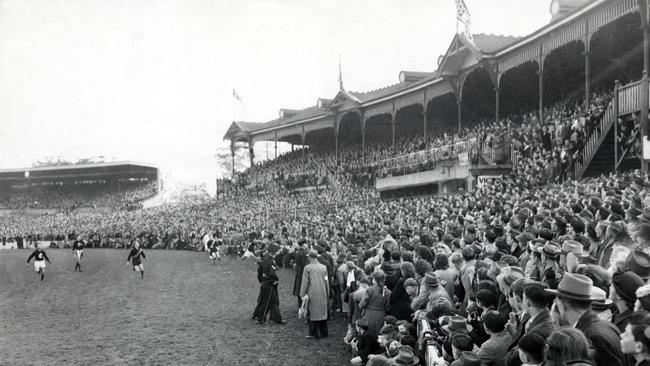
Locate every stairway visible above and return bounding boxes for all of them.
[575,80,645,179]
[580,128,615,178]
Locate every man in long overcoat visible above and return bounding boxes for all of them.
[300,248,330,339]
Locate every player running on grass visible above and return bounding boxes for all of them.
[26,246,52,281]
[72,236,85,272]
[208,239,222,265]
[126,241,147,279]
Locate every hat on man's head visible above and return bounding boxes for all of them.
[502,266,525,287]
[495,237,509,253]
[450,332,474,351]
[458,352,481,366]
[545,273,596,302]
[423,273,439,287]
[612,271,645,303]
[475,289,495,307]
[442,316,472,334]
[542,243,561,259]
[515,231,534,245]
[570,217,586,233]
[308,248,319,258]
[539,228,554,241]
[625,250,650,279]
[403,278,418,288]
[482,310,507,333]
[518,333,546,362]
[392,345,419,366]
[590,286,613,312]
[561,240,588,257]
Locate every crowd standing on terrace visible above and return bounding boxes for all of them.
[4,77,650,365]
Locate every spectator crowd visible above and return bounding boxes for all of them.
[3,75,650,366]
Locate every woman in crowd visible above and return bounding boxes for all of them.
[389,262,416,321]
[544,328,593,366]
[359,271,392,337]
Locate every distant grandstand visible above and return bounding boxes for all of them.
[0,161,160,211]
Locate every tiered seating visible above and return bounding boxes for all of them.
[0,180,157,211]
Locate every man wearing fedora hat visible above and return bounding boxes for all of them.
[626,250,650,280]
[456,350,481,366]
[545,273,624,366]
[300,248,330,339]
[611,270,645,332]
[539,243,561,290]
[390,345,419,366]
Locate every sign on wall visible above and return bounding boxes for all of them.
[477,175,503,188]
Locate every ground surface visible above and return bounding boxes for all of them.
[0,249,349,365]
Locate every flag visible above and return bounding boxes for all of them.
[232,88,242,103]
[455,0,473,42]
[338,56,344,91]
[337,55,361,103]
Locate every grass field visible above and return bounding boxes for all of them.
[0,249,350,365]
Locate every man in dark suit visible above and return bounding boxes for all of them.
[522,282,555,338]
[505,280,552,366]
[546,273,624,366]
[293,239,309,306]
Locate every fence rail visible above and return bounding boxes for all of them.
[574,80,643,178]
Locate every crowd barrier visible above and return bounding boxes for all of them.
[418,318,444,366]
[0,241,51,250]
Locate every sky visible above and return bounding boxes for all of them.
[0,0,551,191]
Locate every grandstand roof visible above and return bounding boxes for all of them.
[472,33,523,53]
[222,0,619,143]
[0,161,159,182]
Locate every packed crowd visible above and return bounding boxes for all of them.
[509,91,612,188]
[0,180,157,211]
[237,169,650,366]
[1,74,646,365]
[231,90,613,196]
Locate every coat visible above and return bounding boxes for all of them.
[575,311,624,366]
[389,277,413,321]
[293,248,309,297]
[355,332,381,363]
[435,267,458,300]
[300,261,330,321]
[526,309,555,339]
[477,330,513,366]
[359,285,391,336]
[349,287,367,327]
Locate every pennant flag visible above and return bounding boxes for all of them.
[337,55,361,104]
[232,88,243,103]
[338,56,345,91]
[455,0,473,42]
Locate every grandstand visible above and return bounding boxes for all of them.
[214,1,650,365]
[224,0,647,199]
[0,161,160,211]
[5,0,650,364]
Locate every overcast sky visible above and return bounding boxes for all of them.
[0,0,550,190]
